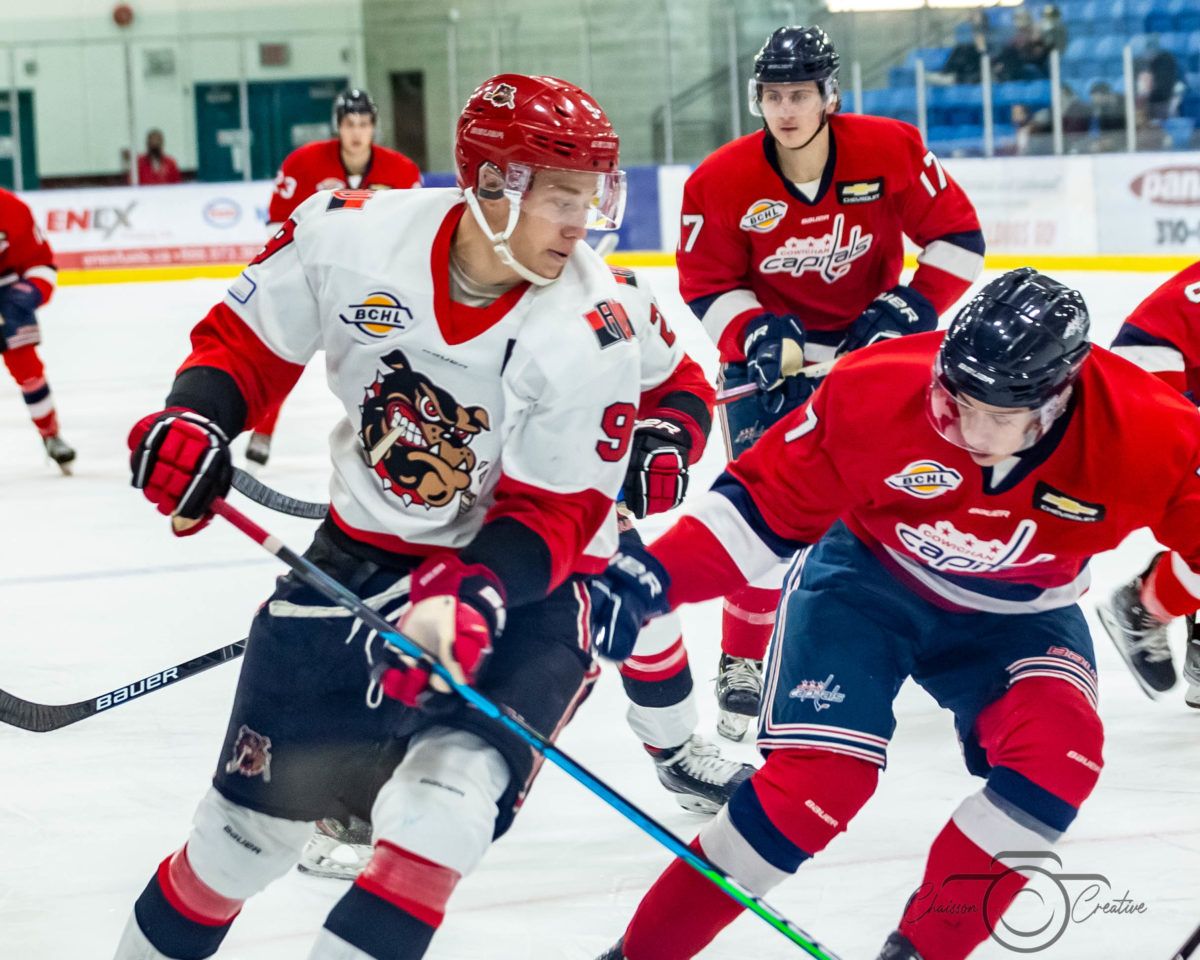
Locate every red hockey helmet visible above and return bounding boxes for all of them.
[455,74,625,233]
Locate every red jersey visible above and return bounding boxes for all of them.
[678,115,984,361]
[650,333,1200,619]
[136,153,182,185]
[268,140,421,224]
[1111,260,1200,401]
[0,188,56,303]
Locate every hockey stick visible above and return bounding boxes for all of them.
[716,359,837,406]
[211,497,841,959]
[1172,921,1200,960]
[231,467,329,520]
[0,640,246,733]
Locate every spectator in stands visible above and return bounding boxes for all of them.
[994,11,1048,82]
[135,129,182,186]
[1008,103,1036,155]
[1023,84,1090,148]
[1088,81,1125,132]
[1037,5,1068,58]
[1136,36,1182,121]
[934,27,990,85]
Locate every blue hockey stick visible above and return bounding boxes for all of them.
[211,497,839,959]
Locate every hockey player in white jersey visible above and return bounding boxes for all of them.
[298,267,755,881]
[116,74,652,960]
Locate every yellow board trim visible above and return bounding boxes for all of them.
[58,264,245,286]
[54,252,1195,286]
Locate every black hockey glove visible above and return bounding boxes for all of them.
[837,284,937,356]
[128,408,233,536]
[622,418,693,519]
[744,312,813,415]
[589,542,673,662]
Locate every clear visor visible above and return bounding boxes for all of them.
[926,373,1066,459]
[748,79,831,118]
[479,161,626,232]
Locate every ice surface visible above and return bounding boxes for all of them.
[1,269,1196,959]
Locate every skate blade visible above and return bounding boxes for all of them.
[672,793,721,815]
[716,711,751,742]
[1095,603,1172,700]
[56,461,73,476]
[1185,684,1200,710]
[296,861,360,881]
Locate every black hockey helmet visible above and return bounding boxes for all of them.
[334,88,378,127]
[938,267,1091,409]
[749,26,840,119]
[754,25,840,84]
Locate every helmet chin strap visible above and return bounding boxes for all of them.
[462,187,556,288]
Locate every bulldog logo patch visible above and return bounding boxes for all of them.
[360,349,490,510]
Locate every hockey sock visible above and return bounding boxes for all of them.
[621,751,877,960]
[898,819,1028,960]
[720,584,778,659]
[899,677,1103,960]
[620,837,747,960]
[318,842,459,960]
[130,846,242,960]
[620,631,696,750]
[3,344,58,437]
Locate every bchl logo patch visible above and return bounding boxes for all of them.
[886,460,963,499]
[739,199,788,233]
[1034,481,1106,523]
[340,291,412,338]
[837,178,884,204]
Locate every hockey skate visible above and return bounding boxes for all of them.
[43,435,75,475]
[1185,614,1200,709]
[245,431,272,467]
[1096,558,1176,698]
[296,816,373,880]
[647,734,755,814]
[876,931,925,960]
[715,653,763,741]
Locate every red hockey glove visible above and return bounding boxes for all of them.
[378,555,506,708]
[622,418,693,519]
[128,408,233,537]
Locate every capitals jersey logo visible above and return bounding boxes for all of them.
[758,213,873,282]
[886,460,963,499]
[895,518,1055,573]
[359,349,490,510]
[739,199,788,233]
[340,291,412,338]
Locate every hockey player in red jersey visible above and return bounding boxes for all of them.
[1099,259,1200,704]
[677,25,985,739]
[114,74,648,960]
[592,268,1200,960]
[0,187,74,472]
[248,88,422,466]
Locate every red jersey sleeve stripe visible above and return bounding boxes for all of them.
[177,302,305,429]
[638,353,715,462]
[482,473,614,593]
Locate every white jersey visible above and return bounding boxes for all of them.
[198,186,644,595]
